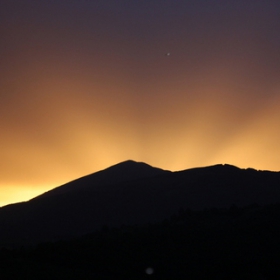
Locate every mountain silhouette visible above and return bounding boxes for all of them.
[1,160,280,246]
[39,160,170,197]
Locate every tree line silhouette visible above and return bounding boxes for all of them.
[1,203,280,279]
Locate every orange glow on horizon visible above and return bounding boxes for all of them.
[1,70,280,207]
[0,184,54,207]
[1,1,280,207]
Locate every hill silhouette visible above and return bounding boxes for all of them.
[0,160,280,246]
[2,195,280,279]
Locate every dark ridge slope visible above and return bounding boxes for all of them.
[0,161,280,246]
[36,160,170,198]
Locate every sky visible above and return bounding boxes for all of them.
[1,0,280,206]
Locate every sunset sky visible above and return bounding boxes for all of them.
[1,0,280,206]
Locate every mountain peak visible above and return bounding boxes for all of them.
[105,159,148,169]
[104,160,164,173]
[38,160,170,198]
[87,160,170,186]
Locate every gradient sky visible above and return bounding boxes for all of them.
[1,0,280,206]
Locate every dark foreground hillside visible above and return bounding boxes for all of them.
[1,161,280,247]
[1,203,280,280]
